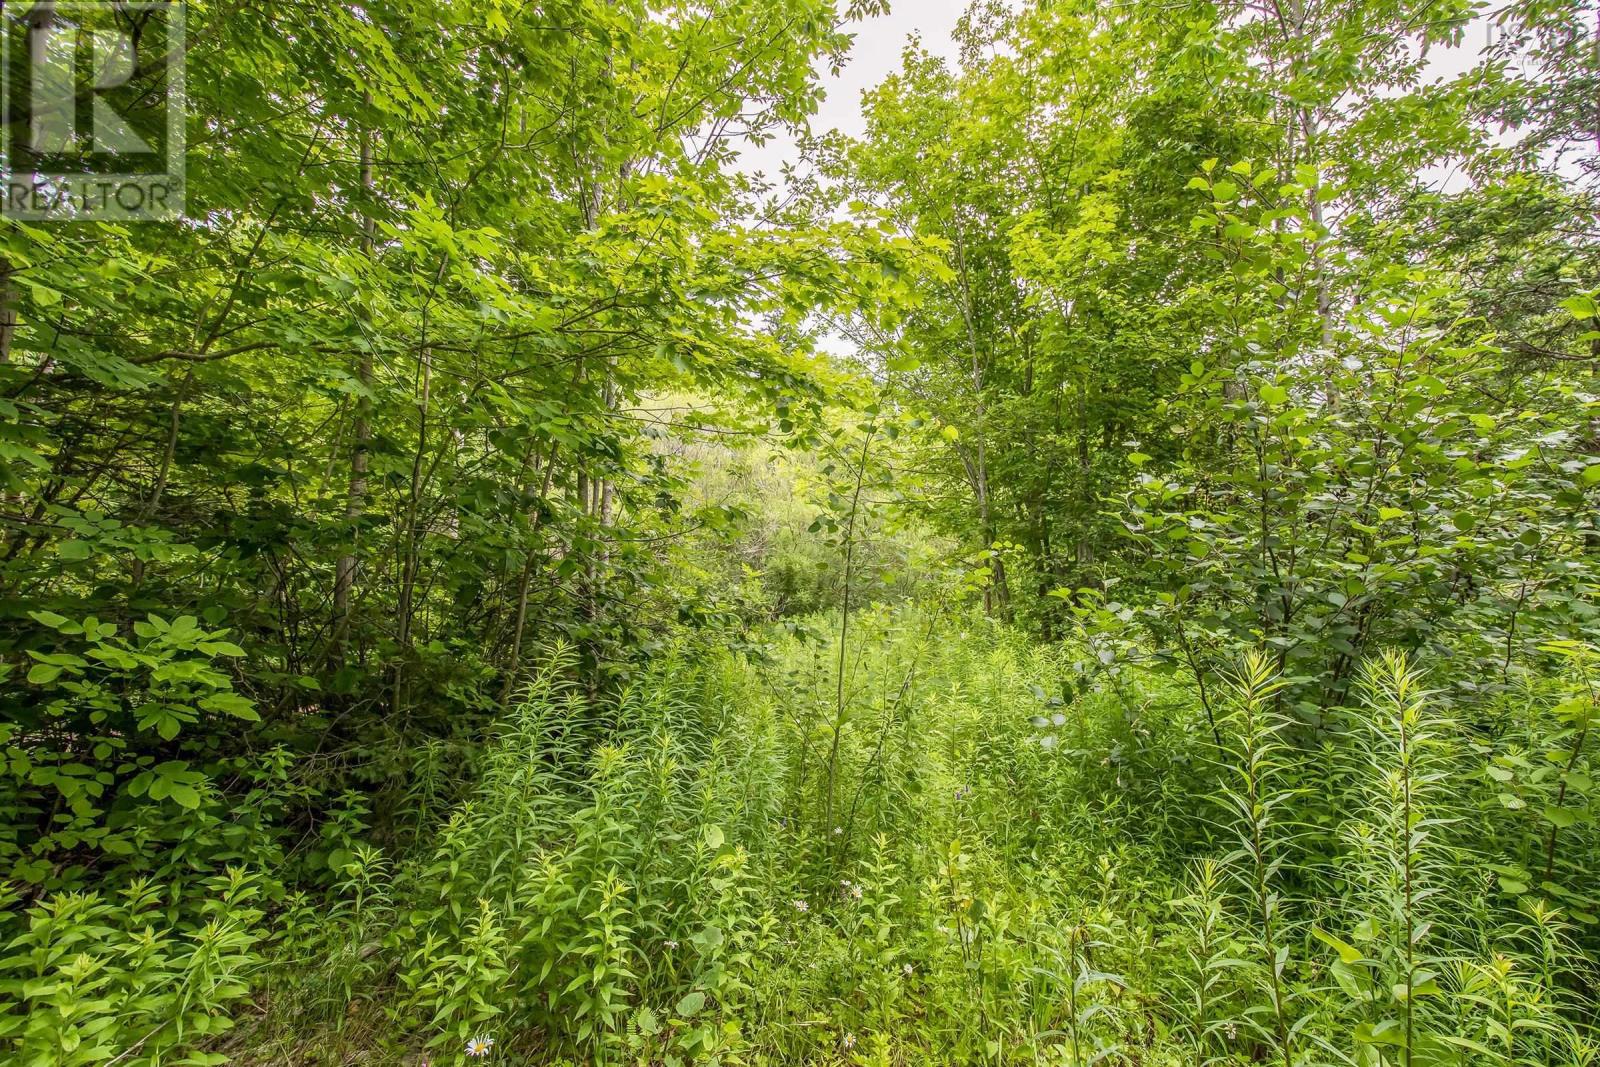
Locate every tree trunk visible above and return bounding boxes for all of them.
[333,106,376,665]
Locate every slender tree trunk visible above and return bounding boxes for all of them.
[822,420,876,846]
[128,371,192,597]
[0,259,16,365]
[0,258,18,556]
[501,445,559,704]
[333,106,376,664]
[951,227,1009,619]
[392,259,443,714]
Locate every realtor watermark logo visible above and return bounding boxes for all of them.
[2,0,185,221]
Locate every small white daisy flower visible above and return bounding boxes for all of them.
[465,1035,494,1058]
[792,898,808,912]
[903,962,914,976]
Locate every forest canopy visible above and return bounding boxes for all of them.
[0,0,1597,1064]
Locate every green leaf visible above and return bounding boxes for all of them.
[1559,294,1598,320]
[676,990,706,1018]
[1543,805,1580,829]
[200,692,260,720]
[1313,926,1364,965]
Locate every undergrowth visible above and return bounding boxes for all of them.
[5,610,1596,1064]
[85,609,1576,1066]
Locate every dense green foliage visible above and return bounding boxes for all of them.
[2,0,1598,1062]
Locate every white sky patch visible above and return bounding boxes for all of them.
[735,1,969,183]
[1418,16,1516,192]
[737,3,1515,189]
[734,2,971,362]
[736,3,1554,360]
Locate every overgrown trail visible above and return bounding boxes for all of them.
[3,0,1598,1063]
[214,611,1596,1066]
[248,615,1194,1064]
